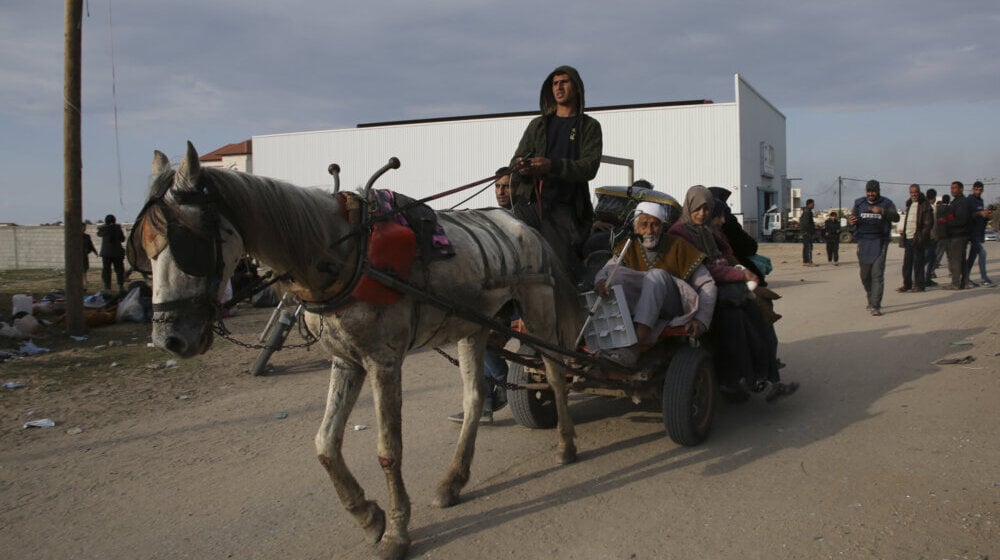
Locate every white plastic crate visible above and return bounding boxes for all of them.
[579,284,637,350]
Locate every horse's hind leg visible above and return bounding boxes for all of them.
[434,332,487,508]
[315,358,386,546]
[368,357,411,560]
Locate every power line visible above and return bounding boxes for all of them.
[840,177,1000,187]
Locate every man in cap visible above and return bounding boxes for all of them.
[848,180,899,316]
[592,201,716,366]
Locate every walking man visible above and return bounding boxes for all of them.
[849,180,899,316]
[965,181,995,287]
[801,198,816,266]
[509,65,603,278]
[897,184,934,293]
[448,169,514,424]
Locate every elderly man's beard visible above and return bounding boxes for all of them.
[640,231,661,250]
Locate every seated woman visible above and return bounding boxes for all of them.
[668,185,798,402]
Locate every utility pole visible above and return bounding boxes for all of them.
[63,0,85,335]
[838,176,843,213]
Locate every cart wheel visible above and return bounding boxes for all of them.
[249,318,291,376]
[662,346,716,446]
[508,345,557,429]
[839,231,853,244]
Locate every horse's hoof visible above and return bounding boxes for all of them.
[362,503,386,544]
[375,536,410,560]
[432,487,460,508]
[559,444,577,465]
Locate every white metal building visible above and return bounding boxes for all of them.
[253,73,787,237]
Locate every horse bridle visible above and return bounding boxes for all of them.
[127,185,227,322]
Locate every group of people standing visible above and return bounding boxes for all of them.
[845,179,994,317]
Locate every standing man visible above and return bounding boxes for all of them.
[897,184,934,293]
[97,214,126,293]
[800,199,816,266]
[849,180,899,316]
[510,65,603,278]
[939,181,971,289]
[965,181,995,287]
[923,188,939,286]
[822,211,841,265]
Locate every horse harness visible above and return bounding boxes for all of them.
[128,175,599,369]
[127,185,228,324]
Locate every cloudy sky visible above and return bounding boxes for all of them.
[2,0,999,224]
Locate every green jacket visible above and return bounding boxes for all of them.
[509,65,603,227]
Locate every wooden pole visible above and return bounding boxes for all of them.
[63,0,85,335]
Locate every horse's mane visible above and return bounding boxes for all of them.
[146,167,345,279]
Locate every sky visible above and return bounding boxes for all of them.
[1,0,999,225]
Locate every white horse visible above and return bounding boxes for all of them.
[132,142,581,560]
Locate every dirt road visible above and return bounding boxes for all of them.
[1,243,997,559]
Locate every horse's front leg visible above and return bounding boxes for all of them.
[540,353,577,464]
[434,331,488,508]
[368,356,411,560]
[521,290,577,464]
[314,358,386,545]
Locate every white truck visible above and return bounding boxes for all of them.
[762,206,853,243]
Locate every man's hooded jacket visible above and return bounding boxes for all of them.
[509,65,603,227]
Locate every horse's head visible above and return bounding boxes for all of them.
[128,142,246,357]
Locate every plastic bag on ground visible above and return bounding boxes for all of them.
[116,287,145,323]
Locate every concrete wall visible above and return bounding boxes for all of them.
[0,225,109,270]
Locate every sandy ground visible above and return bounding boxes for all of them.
[1,242,997,560]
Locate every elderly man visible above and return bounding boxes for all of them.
[593,201,717,366]
[897,184,934,293]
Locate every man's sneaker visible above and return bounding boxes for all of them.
[870,307,882,316]
[491,386,508,412]
[447,409,493,424]
[966,280,979,288]
[981,280,995,287]
[926,280,938,286]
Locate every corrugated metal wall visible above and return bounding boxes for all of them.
[253,75,784,232]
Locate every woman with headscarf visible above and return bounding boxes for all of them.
[668,185,798,402]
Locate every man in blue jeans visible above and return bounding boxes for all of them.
[965,181,995,287]
[448,170,515,424]
[849,180,899,316]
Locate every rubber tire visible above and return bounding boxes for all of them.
[839,231,853,243]
[508,345,558,429]
[249,321,290,376]
[662,346,716,446]
[772,231,786,243]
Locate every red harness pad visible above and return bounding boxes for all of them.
[352,219,416,305]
